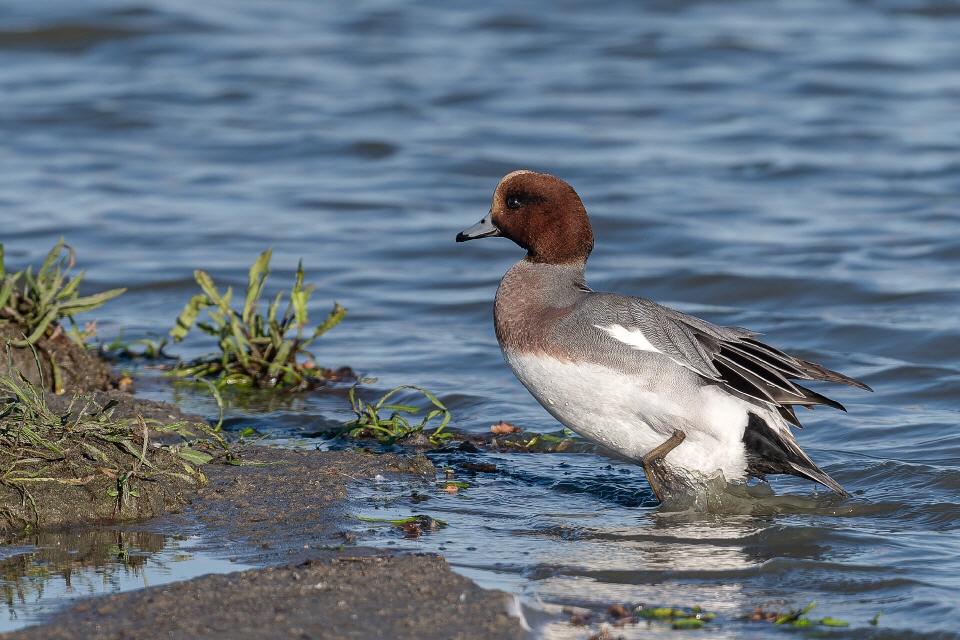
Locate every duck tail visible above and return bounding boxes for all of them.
[742,412,851,497]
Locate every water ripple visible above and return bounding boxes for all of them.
[2,0,959,635]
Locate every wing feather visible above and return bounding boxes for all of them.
[602,297,872,425]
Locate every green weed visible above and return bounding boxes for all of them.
[352,513,446,537]
[741,602,851,629]
[101,331,173,360]
[169,249,346,390]
[774,602,819,626]
[0,239,125,346]
[352,514,448,527]
[342,380,451,445]
[0,360,231,526]
[635,605,716,626]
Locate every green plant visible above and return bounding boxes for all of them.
[0,361,219,525]
[342,380,452,444]
[101,331,173,360]
[773,602,849,628]
[169,249,346,390]
[626,604,717,630]
[352,514,447,537]
[0,239,126,346]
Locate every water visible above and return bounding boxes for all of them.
[0,529,250,633]
[2,0,959,636]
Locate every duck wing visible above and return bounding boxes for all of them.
[594,296,872,427]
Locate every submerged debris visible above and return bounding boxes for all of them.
[490,420,522,435]
[740,602,851,629]
[746,607,782,622]
[606,604,630,619]
[568,602,718,634]
[460,462,496,473]
[352,514,447,539]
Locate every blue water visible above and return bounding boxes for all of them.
[2,0,959,636]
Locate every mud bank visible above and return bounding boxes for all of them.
[0,325,111,393]
[0,388,210,531]
[3,448,529,639]
[175,447,437,565]
[5,555,525,640]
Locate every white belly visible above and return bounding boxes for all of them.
[502,349,751,480]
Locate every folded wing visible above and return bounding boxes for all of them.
[608,297,872,428]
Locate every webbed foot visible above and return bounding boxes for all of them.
[641,429,687,503]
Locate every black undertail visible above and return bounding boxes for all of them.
[742,412,850,497]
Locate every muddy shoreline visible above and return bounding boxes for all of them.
[0,315,526,639]
[2,447,529,639]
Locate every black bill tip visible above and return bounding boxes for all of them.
[456,216,500,243]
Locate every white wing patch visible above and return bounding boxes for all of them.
[595,323,705,376]
[594,323,662,354]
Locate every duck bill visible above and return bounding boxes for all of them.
[456,214,500,242]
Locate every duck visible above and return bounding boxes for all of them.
[456,170,872,502]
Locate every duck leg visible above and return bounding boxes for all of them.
[641,429,687,503]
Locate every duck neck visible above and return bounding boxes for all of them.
[494,259,590,353]
[512,258,589,299]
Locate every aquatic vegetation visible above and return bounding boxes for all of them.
[100,331,173,360]
[0,239,126,347]
[0,366,228,529]
[773,602,849,628]
[169,249,346,390]
[773,601,819,626]
[341,381,452,445]
[497,429,583,452]
[635,604,716,630]
[565,601,856,635]
[566,603,718,633]
[743,602,851,629]
[353,514,447,527]
[352,514,446,538]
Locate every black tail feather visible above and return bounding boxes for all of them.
[742,412,850,497]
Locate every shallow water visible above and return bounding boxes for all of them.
[2,0,959,636]
[0,529,250,633]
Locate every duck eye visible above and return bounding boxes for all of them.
[506,196,522,209]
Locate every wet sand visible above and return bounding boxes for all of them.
[3,448,528,640]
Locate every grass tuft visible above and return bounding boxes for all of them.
[0,239,126,347]
[0,361,232,528]
[341,380,452,445]
[168,249,346,390]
